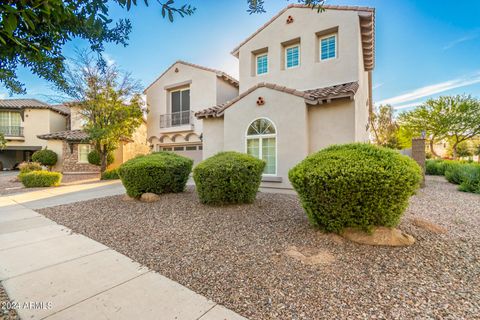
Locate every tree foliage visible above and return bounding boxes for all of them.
[398,95,480,159]
[0,0,195,94]
[1,0,324,95]
[63,50,144,173]
[0,133,6,150]
[369,104,401,149]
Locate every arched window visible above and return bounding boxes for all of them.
[246,118,276,175]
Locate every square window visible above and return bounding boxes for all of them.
[286,45,300,68]
[256,54,268,75]
[321,35,337,60]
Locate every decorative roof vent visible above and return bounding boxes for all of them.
[256,97,265,106]
[174,68,179,73]
[286,15,294,24]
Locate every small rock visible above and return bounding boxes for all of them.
[410,217,447,234]
[284,246,335,265]
[140,193,160,202]
[342,227,415,246]
[122,194,135,201]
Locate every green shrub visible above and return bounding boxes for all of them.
[193,152,265,205]
[18,161,42,174]
[118,152,193,198]
[19,171,62,188]
[444,163,470,185]
[101,168,120,180]
[88,149,114,166]
[458,167,480,194]
[289,143,422,233]
[32,149,58,168]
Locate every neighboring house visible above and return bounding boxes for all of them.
[0,99,69,170]
[38,105,149,173]
[196,4,375,190]
[144,61,239,164]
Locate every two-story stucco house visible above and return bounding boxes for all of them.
[0,99,69,170]
[144,61,239,164]
[195,4,375,190]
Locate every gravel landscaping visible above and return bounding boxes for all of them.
[40,176,480,319]
[0,283,19,320]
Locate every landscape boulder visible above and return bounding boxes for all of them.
[342,227,415,246]
[140,193,160,202]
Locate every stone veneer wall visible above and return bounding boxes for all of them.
[61,141,100,173]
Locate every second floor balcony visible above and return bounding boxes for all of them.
[160,111,194,129]
[0,126,24,137]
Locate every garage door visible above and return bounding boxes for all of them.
[159,145,203,165]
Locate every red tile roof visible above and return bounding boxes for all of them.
[195,81,358,119]
[0,99,70,115]
[37,130,90,142]
[143,60,239,93]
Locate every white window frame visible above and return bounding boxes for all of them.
[285,44,300,69]
[320,34,337,61]
[256,53,268,76]
[0,111,21,126]
[245,117,277,176]
[170,87,190,114]
[78,144,92,163]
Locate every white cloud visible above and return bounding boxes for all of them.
[392,101,424,110]
[376,72,480,106]
[372,82,383,90]
[0,93,6,100]
[102,53,116,66]
[443,32,479,50]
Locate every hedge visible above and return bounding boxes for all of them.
[118,152,193,198]
[193,152,265,205]
[18,161,42,174]
[32,149,57,168]
[19,171,62,188]
[289,143,422,233]
[428,159,480,194]
[88,149,114,166]
[101,168,120,180]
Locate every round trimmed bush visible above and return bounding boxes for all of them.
[87,149,114,166]
[289,143,422,233]
[19,171,62,188]
[118,152,193,198]
[193,152,266,205]
[32,149,57,168]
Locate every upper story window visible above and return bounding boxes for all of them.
[170,88,190,126]
[0,111,22,136]
[285,45,300,69]
[320,34,337,60]
[256,54,268,75]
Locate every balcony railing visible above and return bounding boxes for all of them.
[160,111,194,128]
[0,126,24,137]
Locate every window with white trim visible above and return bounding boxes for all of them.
[246,118,276,175]
[170,88,190,126]
[0,111,21,136]
[78,144,92,163]
[320,34,337,60]
[285,45,300,68]
[256,54,268,75]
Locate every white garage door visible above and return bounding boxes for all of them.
[159,145,203,165]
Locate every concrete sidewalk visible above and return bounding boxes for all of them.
[0,183,246,320]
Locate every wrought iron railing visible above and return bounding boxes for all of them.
[0,126,23,137]
[160,111,193,128]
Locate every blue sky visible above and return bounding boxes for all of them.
[2,0,480,112]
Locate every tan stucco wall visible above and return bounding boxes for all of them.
[237,7,362,92]
[70,106,85,130]
[202,117,225,159]
[307,99,355,153]
[146,63,217,141]
[222,87,308,189]
[216,78,239,105]
[109,122,150,169]
[7,109,67,148]
[49,111,68,134]
[46,140,64,172]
